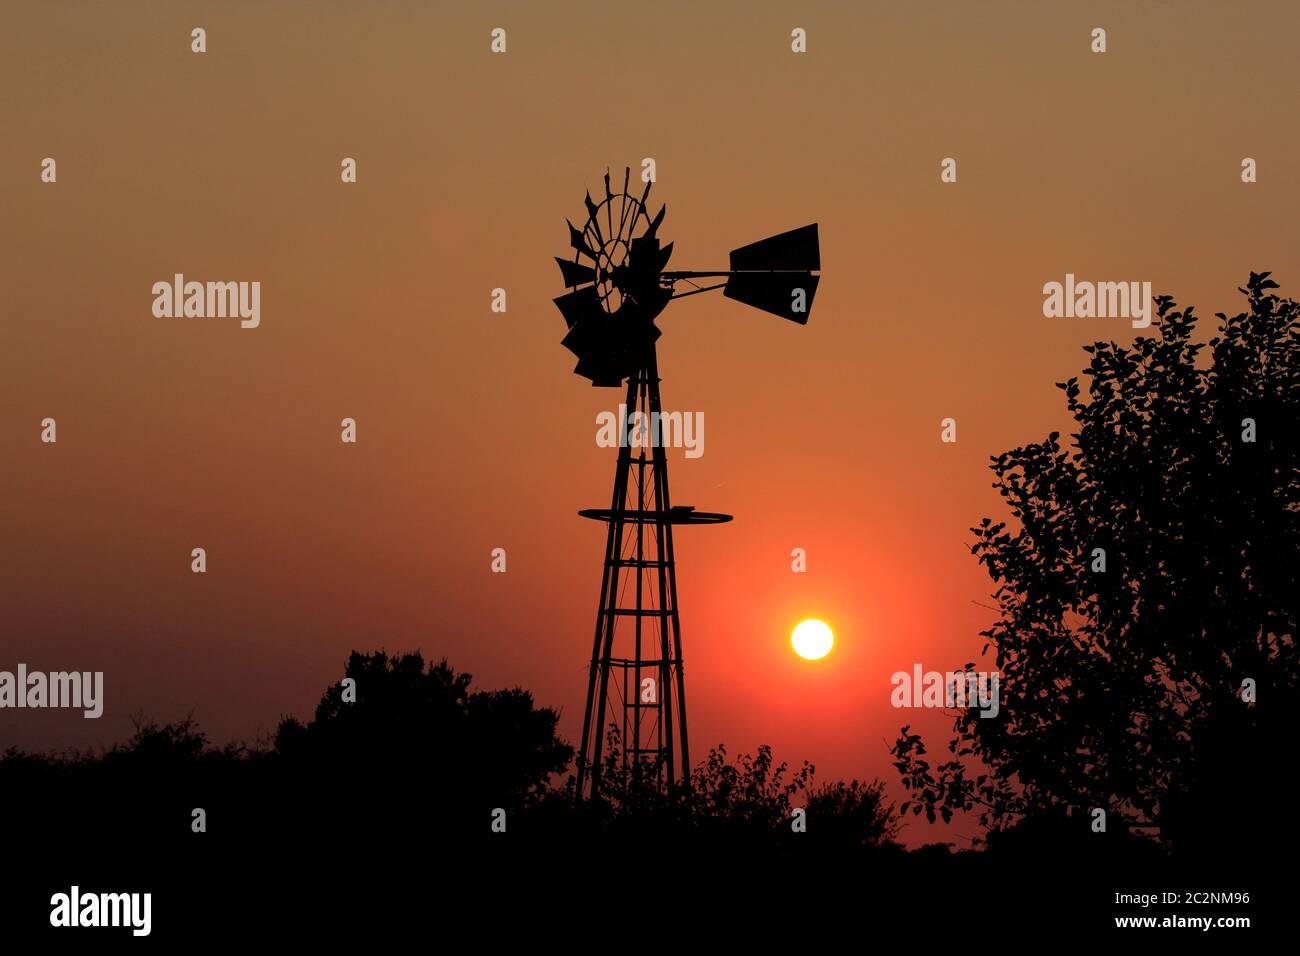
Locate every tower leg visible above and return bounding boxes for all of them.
[576,352,692,803]
[576,373,638,802]
[646,348,689,792]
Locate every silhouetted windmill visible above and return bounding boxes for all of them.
[554,168,819,802]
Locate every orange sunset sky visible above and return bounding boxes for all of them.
[2,1,1297,846]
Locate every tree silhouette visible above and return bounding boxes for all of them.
[0,651,574,850]
[893,273,1299,858]
[275,651,573,817]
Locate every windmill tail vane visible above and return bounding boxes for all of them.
[552,167,819,802]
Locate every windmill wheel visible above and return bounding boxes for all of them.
[554,168,674,386]
[577,170,649,313]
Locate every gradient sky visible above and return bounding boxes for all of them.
[2,1,1297,847]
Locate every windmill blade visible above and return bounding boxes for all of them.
[555,257,597,288]
[573,355,606,379]
[560,316,605,358]
[628,238,673,275]
[624,313,662,350]
[584,193,607,250]
[563,308,662,386]
[568,220,601,261]
[561,312,622,361]
[554,286,602,330]
[651,240,674,273]
[565,321,629,384]
[603,171,616,239]
[574,354,625,387]
[615,167,635,240]
[646,203,667,237]
[729,224,820,272]
[723,272,818,324]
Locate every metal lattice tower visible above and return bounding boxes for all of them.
[574,350,731,797]
[552,168,819,802]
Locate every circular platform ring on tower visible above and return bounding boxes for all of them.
[577,505,732,525]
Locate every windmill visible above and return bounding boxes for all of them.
[554,167,819,802]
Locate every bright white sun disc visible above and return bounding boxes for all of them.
[792,619,833,660]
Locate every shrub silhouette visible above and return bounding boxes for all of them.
[550,727,899,857]
[806,779,901,850]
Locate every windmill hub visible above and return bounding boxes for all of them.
[553,167,819,802]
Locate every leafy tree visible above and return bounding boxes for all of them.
[893,273,1299,856]
[275,651,573,811]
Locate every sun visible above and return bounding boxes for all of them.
[791,619,834,660]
